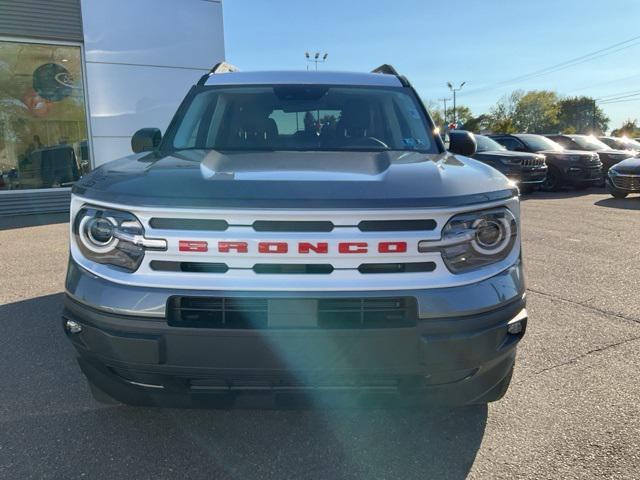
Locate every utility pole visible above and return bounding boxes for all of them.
[438,97,451,123]
[305,51,328,71]
[447,81,466,125]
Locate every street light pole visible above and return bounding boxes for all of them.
[447,81,466,125]
[305,52,328,71]
[438,97,451,123]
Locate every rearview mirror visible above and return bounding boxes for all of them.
[448,130,477,157]
[131,128,162,153]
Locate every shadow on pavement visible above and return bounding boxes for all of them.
[594,196,640,210]
[0,293,487,480]
[0,212,68,231]
[520,186,604,201]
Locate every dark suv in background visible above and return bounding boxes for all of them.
[546,134,633,174]
[490,133,601,191]
[599,136,640,152]
[454,132,547,191]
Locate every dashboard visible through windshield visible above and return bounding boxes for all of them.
[164,85,439,153]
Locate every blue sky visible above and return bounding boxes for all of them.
[224,0,640,131]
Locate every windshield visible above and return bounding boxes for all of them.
[517,134,564,152]
[475,135,506,152]
[165,85,438,153]
[570,135,611,151]
[601,137,640,150]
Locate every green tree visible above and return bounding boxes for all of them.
[610,119,640,138]
[486,90,522,133]
[557,96,608,134]
[512,90,560,133]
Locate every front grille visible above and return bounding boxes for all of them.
[358,219,436,231]
[613,175,640,191]
[521,157,545,167]
[167,296,417,329]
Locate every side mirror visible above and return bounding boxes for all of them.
[131,128,162,153]
[448,130,477,157]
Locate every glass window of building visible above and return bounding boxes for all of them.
[0,40,90,191]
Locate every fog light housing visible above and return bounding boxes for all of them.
[507,321,523,335]
[64,319,83,334]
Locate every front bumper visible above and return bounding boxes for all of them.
[562,164,602,185]
[501,166,547,185]
[63,259,526,407]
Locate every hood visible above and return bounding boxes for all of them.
[611,156,640,174]
[539,149,594,157]
[474,150,541,160]
[597,149,636,158]
[73,149,515,208]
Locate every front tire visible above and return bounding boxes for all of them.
[610,190,628,199]
[541,167,562,191]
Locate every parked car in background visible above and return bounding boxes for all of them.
[454,132,547,192]
[606,157,640,198]
[490,133,601,191]
[598,136,640,152]
[546,134,633,174]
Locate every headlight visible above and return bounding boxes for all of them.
[608,169,619,176]
[418,208,518,273]
[499,157,523,165]
[73,206,166,272]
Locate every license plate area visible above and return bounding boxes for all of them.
[268,299,318,328]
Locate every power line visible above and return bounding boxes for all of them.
[461,34,640,97]
[570,73,640,93]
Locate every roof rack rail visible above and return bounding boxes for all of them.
[197,61,239,86]
[371,64,400,76]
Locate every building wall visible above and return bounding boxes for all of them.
[80,0,225,167]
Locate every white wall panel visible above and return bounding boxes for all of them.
[82,0,224,69]
[90,136,134,168]
[85,62,199,138]
[81,0,225,166]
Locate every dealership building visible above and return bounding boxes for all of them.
[0,0,225,216]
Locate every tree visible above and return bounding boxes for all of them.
[485,90,523,133]
[463,114,492,133]
[511,90,560,133]
[452,105,473,126]
[557,96,608,134]
[423,99,445,126]
[610,119,639,138]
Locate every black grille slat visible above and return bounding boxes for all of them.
[149,218,229,231]
[167,297,416,329]
[253,221,334,232]
[253,264,334,274]
[358,219,436,232]
[150,261,228,273]
[358,262,436,274]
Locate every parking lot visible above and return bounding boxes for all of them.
[1,190,639,480]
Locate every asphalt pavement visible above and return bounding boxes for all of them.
[0,190,639,479]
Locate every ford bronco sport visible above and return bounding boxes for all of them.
[63,64,527,407]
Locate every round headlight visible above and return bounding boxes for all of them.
[471,217,511,255]
[79,215,118,253]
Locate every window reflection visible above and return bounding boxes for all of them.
[0,41,90,190]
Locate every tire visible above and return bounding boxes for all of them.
[610,190,628,199]
[471,366,514,404]
[541,167,561,191]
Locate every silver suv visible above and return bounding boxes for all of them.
[63,64,526,407]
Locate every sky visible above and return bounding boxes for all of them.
[223,0,640,131]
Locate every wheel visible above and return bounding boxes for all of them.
[610,190,628,199]
[471,366,514,404]
[606,180,629,198]
[541,167,561,191]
